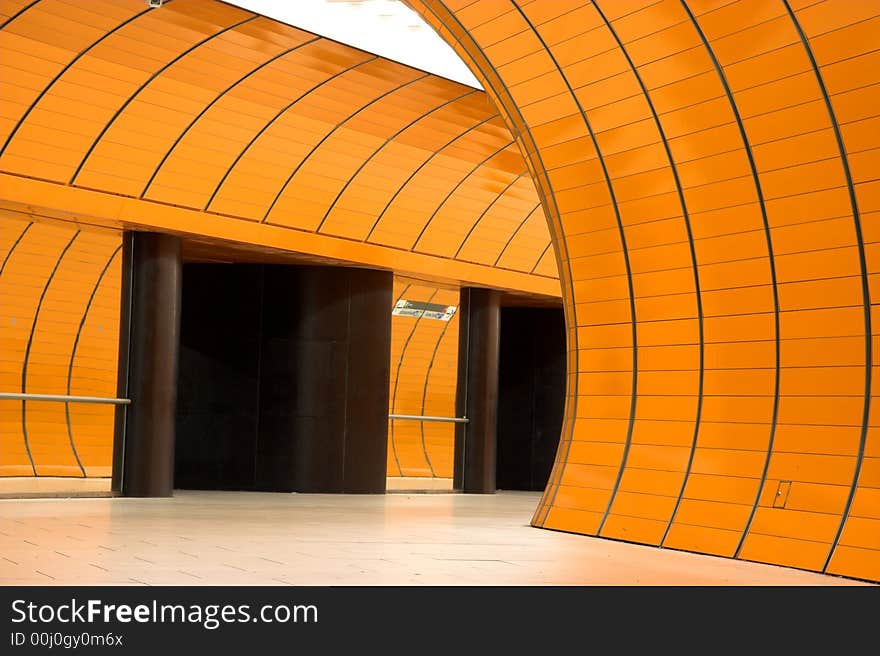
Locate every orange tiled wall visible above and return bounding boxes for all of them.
[409,0,880,581]
[388,280,459,478]
[0,215,121,477]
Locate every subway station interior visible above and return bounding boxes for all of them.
[0,0,878,585]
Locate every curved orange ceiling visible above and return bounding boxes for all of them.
[0,0,557,292]
[407,0,879,581]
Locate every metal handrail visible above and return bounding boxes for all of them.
[388,414,468,424]
[2,395,462,417]
[0,392,130,405]
[1,396,461,418]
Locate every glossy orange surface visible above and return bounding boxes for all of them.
[407,0,879,581]
[0,214,120,477]
[0,0,877,582]
[388,279,459,478]
[1,0,550,487]
[0,0,556,296]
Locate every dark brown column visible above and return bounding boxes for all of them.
[454,287,500,493]
[342,268,394,492]
[113,232,181,497]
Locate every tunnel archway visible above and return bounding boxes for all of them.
[0,0,877,581]
[406,0,878,581]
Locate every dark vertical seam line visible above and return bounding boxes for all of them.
[313,88,479,234]
[205,54,378,211]
[116,232,135,493]
[418,0,578,524]
[453,170,528,258]
[390,289,439,477]
[65,244,121,478]
[509,1,637,534]
[341,280,352,489]
[252,266,265,489]
[140,37,321,199]
[0,0,41,30]
[461,288,471,488]
[21,231,80,475]
[410,140,514,251]
[494,202,542,266]
[677,1,781,558]
[419,315,455,477]
[389,283,413,477]
[0,222,31,276]
[70,13,257,185]
[530,329,538,489]
[0,221,32,472]
[590,1,704,547]
[492,8,576,524]
[529,241,553,275]
[363,112,497,242]
[782,0,872,572]
[0,6,156,157]
[261,73,429,223]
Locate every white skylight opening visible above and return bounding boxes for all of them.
[225,0,482,89]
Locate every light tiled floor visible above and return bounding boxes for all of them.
[0,491,868,585]
[0,476,111,497]
[386,477,453,491]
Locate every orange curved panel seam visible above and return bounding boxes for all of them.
[389,286,439,477]
[363,110,500,244]
[0,1,153,161]
[12,226,77,474]
[493,201,543,268]
[783,0,875,580]
[70,11,260,186]
[261,72,431,223]
[64,241,121,477]
[408,0,879,580]
[0,0,40,30]
[410,139,516,251]
[139,32,321,199]
[0,217,34,476]
[387,280,413,477]
[407,1,581,527]
[309,86,481,235]
[204,54,378,212]
[418,289,459,478]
